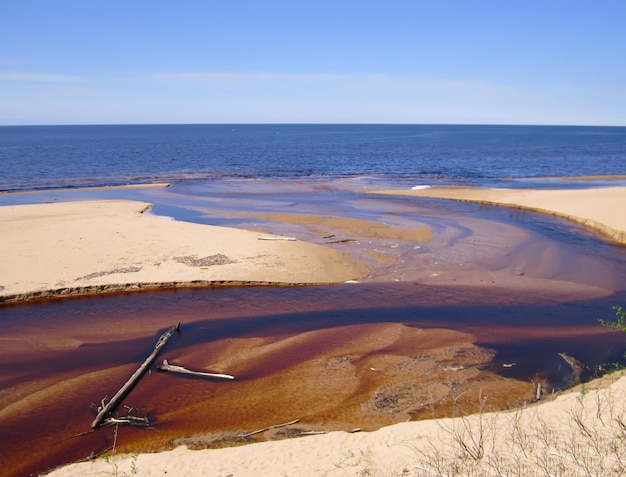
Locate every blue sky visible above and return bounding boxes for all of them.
[1,1,625,125]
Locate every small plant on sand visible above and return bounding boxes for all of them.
[130,453,139,475]
[597,305,626,375]
[102,453,119,477]
[599,305,626,332]
[101,423,140,477]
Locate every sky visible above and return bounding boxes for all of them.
[1,1,625,126]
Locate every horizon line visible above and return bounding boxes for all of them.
[1,122,625,128]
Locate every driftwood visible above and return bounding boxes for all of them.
[237,419,300,438]
[258,236,297,241]
[158,359,235,380]
[325,238,357,244]
[91,322,181,429]
[103,415,151,426]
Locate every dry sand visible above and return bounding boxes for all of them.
[4,185,626,476]
[0,199,367,302]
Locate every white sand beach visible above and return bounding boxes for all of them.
[0,199,366,302]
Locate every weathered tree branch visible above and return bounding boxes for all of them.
[237,419,300,438]
[91,322,181,428]
[158,359,235,380]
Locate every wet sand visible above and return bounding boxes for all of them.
[370,184,626,244]
[2,180,626,476]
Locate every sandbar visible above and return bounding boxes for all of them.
[0,199,367,302]
[370,185,626,245]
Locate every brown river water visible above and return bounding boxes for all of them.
[2,178,626,477]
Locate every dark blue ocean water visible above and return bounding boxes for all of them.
[1,124,625,192]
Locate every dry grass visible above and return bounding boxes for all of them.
[410,376,626,477]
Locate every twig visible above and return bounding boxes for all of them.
[258,236,297,241]
[55,429,98,444]
[237,419,300,438]
[103,415,151,427]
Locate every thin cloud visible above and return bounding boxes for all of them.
[149,71,516,92]
[0,72,87,82]
[0,69,517,96]
[151,72,345,83]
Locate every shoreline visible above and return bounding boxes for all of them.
[0,280,330,305]
[2,172,625,197]
[0,181,172,195]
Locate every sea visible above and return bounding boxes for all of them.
[1,124,625,192]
